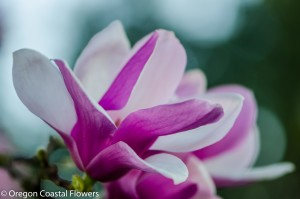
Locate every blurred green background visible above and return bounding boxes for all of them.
[0,0,299,198]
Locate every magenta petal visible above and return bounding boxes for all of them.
[195,85,257,159]
[105,170,141,199]
[57,132,84,170]
[136,173,197,199]
[99,32,159,110]
[54,60,116,167]
[86,142,157,182]
[113,99,223,154]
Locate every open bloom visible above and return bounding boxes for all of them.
[74,21,243,160]
[12,21,238,183]
[153,70,294,185]
[105,70,294,199]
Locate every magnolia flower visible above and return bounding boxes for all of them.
[106,155,221,199]
[76,21,243,182]
[11,21,238,183]
[104,71,294,199]
[153,70,294,185]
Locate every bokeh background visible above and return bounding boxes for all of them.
[0,0,299,198]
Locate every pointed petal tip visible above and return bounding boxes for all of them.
[276,162,295,175]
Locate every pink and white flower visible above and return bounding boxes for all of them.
[12,21,244,183]
[154,70,294,185]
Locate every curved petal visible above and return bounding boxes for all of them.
[202,126,294,186]
[136,173,197,199]
[186,156,220,199]
[197,85,257,159]
[151,93,243,152]
[54,60,116,167]
[114,99,223,154]
[212,163,295,187]
[203,126,260,175]
[57,132,84,171]
[105,170,141,199]
[215,162,295,186]
[145,153,189,185]
[74,20,130,102]
[12,49,77,134]
[176,69,207,99]
[99,32,159,110]
[113,30,187,119]
[86,141,188,183]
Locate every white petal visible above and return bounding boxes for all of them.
[176,69,207,99]
[186,156,219,199]
[151,93,244,152]
[13,49,77,134]
[204,126,259,175]
[226,163,295,181]
[74,20,130,102]
[203,127,295,182]
[118,30,187,119]
[145,153,188,185]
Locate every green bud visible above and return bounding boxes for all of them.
[72,175,85,192]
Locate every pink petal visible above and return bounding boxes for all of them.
[186,156,221,199]
[54,60,116,167]
[105,170,141,199]
[136,173,197,199]
[151,93,243,152]
[109,30,187,120]
[99,32,159,110]
[86,142,188,183]
[196,85,257,159]
[13,49,77,134]
[57,132,84,170]
[202,126,294,186]
[113,99,223,154]
[203,126,260,175]
[176,69,207,99]
[74,21,130,102]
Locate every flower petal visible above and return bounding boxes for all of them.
[176,69,207,99]
[196,85,257,159]
[212,163,295,187]
[151,93,243,152]
[74,20,130,102]
[145,153,189,185]
[58,132,84,170]
[105,170,141,199]
[114,99,223,154]
[186,156,220,199]
[12,49,77,134]
[203,126,260,175]
[108,30,187,119]
[202,126,294,186]
[54,60,116,166]
[86,141,188,183]
[136,173,197,199]
[99,32,159,110]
